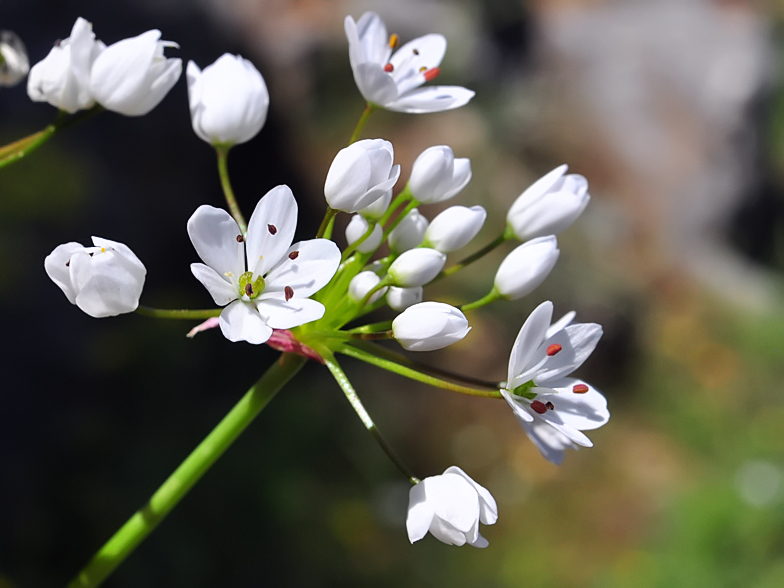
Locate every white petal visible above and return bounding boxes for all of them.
[90,30,160,110]
[544,378,610,431]
[44,242,84,303]
[254,297,325,330]
[356,12,390,65]
[246,185,298,275]
[507,165,568,220]
[219,300,272,344]
[546,311,576,339]
[187,205,244,276]
[443,466,498,526]
[264,239,341,298]
[353,62,399,106]
[468,533,489,548]
[190,263,237,306]
[534,323,603,384]
[386,86,475,113]
[428,517,467,546]
[425,474,479,533]
[406,482,435,543]
[442,157,473,201]
[501,390,534,423]
[507,301,553,386]
[520,419,575,465]
[390,34,446,75]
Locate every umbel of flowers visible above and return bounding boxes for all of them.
[0,10,609,587]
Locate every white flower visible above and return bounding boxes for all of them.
[494,236,559,300]
[44,236,146,318]
[90,29,181,116]
[344,12,474,113]
[424,205,486,252]
[186,54,269,146]
[386,286,422,311]
[358,188,392,220]
[409,145,472,203]
[407,466,497,547]
[345,215,382,253]
[324,139,401,212]
[507,165,590,241]
[188,185,340,344]
[502,301,609,464]
[388,248,445,287]
[392,302,470,351]
[27,18,104,113]
[388,208,428,253]
[348,271,387,304]
[0,30,30,87]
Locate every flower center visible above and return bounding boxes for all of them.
[239,271,265,299]
[511,380,537,400]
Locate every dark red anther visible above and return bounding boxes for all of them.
[546,344,562,356]
[284,286,294,301]
[545,401,555,411]
[54,39,62,47]
[245,283,253,296]
[531,400,548,414]
[288,251,299,260]
[236,235,244,243]
[384,63,394,72]
[413,48,420,55]
[268,224,277,235]
[423,67,440,82]
[65,260,70,267]
[572,384,589,394]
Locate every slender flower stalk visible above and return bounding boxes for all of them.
[439,229,511,279]
[67,353,307,588]
[460,289,502,312]
[215,145,247,236]
[135,306,221,320]
[349,103,376,143]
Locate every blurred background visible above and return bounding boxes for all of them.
[2,0,784,586]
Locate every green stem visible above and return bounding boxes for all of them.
[135,307,222,320]
[437,231,510,280]
[67,353,307,588]
[461,289,502,312]
[346,321,393,334]
[349,104,376,144]
[323,352,419,484]
[215,145,247,236]
[338,343,502,399]
[341,220,378,261]
[316,207,338,239]
[350,330,393,341]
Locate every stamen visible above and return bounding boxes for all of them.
[572,384,589,394]
[65,260,70,267]
[413,48,419,55]
[284,286,294,301]
[245,283,253,297]
[419,66,426,72]
[236,235,244,243]
[268,224,277,235]
[545,401,555,411]
[384,63,394,73]
[530,400,548,414]
[389,34,399,49]
[100,248,106,253]
[546,344,562,356]
[288,251,299,260]
[423,67,440,82]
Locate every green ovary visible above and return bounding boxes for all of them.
[239,271,265,299]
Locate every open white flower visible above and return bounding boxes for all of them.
[407,466,497,547]
[188,186,340,344]
[44,236,146,318]
[345,12,474,113]
[501,301,609,464]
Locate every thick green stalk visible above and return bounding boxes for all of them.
[215,145,247,236]
[136,307,221,320]
[67,353,307,588]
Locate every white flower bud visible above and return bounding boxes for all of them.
[507,165,590,240]
[388,208,428,253]
[27,18,104,113]
[348,271,387,304]
[388,248,446,287]
[186,54,269,146]
[386,286,423,311]
[0,30,29,87]
[345,215,382,253]
[90,29,181,116]
[392,302,470,351]
[424,205,486,252]
[325,139,401,212]
[494,236,559,300]
[358,188,392,220]
[409,145,472,204]
[44,236,146,318]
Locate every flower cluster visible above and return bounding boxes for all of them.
[10,9,611,577]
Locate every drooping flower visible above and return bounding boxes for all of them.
[345,12,474,113]
[186,54,269,146]
[407,466,497,547]
[90,29,181,116]
[494,236,559,300]
[44,236,146,317]
[409,145,472,203]
[27,17,105,113]
[324,138,401,212]
[501,301,609,464]
[423,205,486,252]
[188,185,340,344]
[0,30,30,87]
[392,302,470,351]
[507,165,590,241]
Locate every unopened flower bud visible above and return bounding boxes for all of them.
[392,302,470,351]
[187,54,269,146]
[388,208,428,253]
[424,205,486,252]
[507,165,590,240]
[0,31,29,87]
[359,188,392,220]
[44,236,146,317]
[388,248,446,287]
[325,139,401,212]
[494,236,559,300]
[348,271,387,303]
[345,215,382,253]
[409,145,471,204]
[386,286,423,311]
